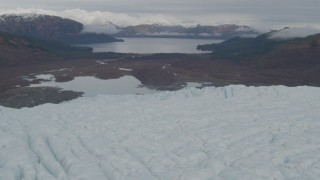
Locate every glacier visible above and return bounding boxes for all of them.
[0,85,320,180]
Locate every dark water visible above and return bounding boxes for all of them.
[78,38,222,54]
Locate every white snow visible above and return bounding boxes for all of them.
[96,60,108,65]
[35,74,56,81]
[96,59,118,64]
[46,68,71,73]
[82,24,120,34]
[185,82,203,88]
[22,74,55,82]
[118,68,133,72]
[0,13,47,22]
[1,85,320,179]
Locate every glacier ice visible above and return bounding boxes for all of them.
[0,85,320,179]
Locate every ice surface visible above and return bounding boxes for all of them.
[1,85,320,179]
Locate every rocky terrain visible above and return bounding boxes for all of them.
[256,33,320,68]
[0,13,123,44]
[115,24,259,39]
[0,32,59,66]
[198,28,320,67]
[0,29,319,108]
[0,31,95,66]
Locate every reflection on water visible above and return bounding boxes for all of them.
[29,75,215,97]
[78,38,222,54]
[30,76,157,96]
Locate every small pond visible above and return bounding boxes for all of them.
[30,75,157,96]
[29,74,212,97]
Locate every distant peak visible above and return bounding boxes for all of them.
[0,13,46,19]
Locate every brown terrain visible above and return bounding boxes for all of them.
[1,53,319,108]
[0,30,319,108]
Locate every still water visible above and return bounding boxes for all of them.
[78,38,221,54]
[29,75,207,96]
[30,76,157,96]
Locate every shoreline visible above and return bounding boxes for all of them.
[0,53,319,108]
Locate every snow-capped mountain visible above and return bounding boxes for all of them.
[0,13,259,41]
[0,13,48,22]
[0,14,122,44]
[114,24,259,39]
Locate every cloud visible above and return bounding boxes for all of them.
[269,27,320,39]
[0,8,57,16]
[0,8,195,27]
[1,7,320,34]
[82,24,120,34]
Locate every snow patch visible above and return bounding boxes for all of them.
[35,74,56,81]
[185,82,203,88]
[118,68,133,71]
[96,60,107,65]
[46,68,71,73]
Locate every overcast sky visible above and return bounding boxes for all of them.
[1,0,320,30]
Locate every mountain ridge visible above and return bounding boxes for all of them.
[113,24,259,39]
[0,13,261,40]
[0,31,94,66]
[0,13,123,44]
[197,28,320,67]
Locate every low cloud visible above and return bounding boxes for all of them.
[0,8,195,27]
[82,24,120,34]
[269,27,320,39]
[1,7,320,35]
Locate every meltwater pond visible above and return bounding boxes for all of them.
[30,76,156,96]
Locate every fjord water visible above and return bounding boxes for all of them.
[78,38,222,53]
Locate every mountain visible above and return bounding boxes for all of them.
[197,29,288,58]
[197,28,320,67]
[0,14,123,44]
[0,31,93,66]
[0,14,258,41]
[114,24,259,39]
[256,33,320,68]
